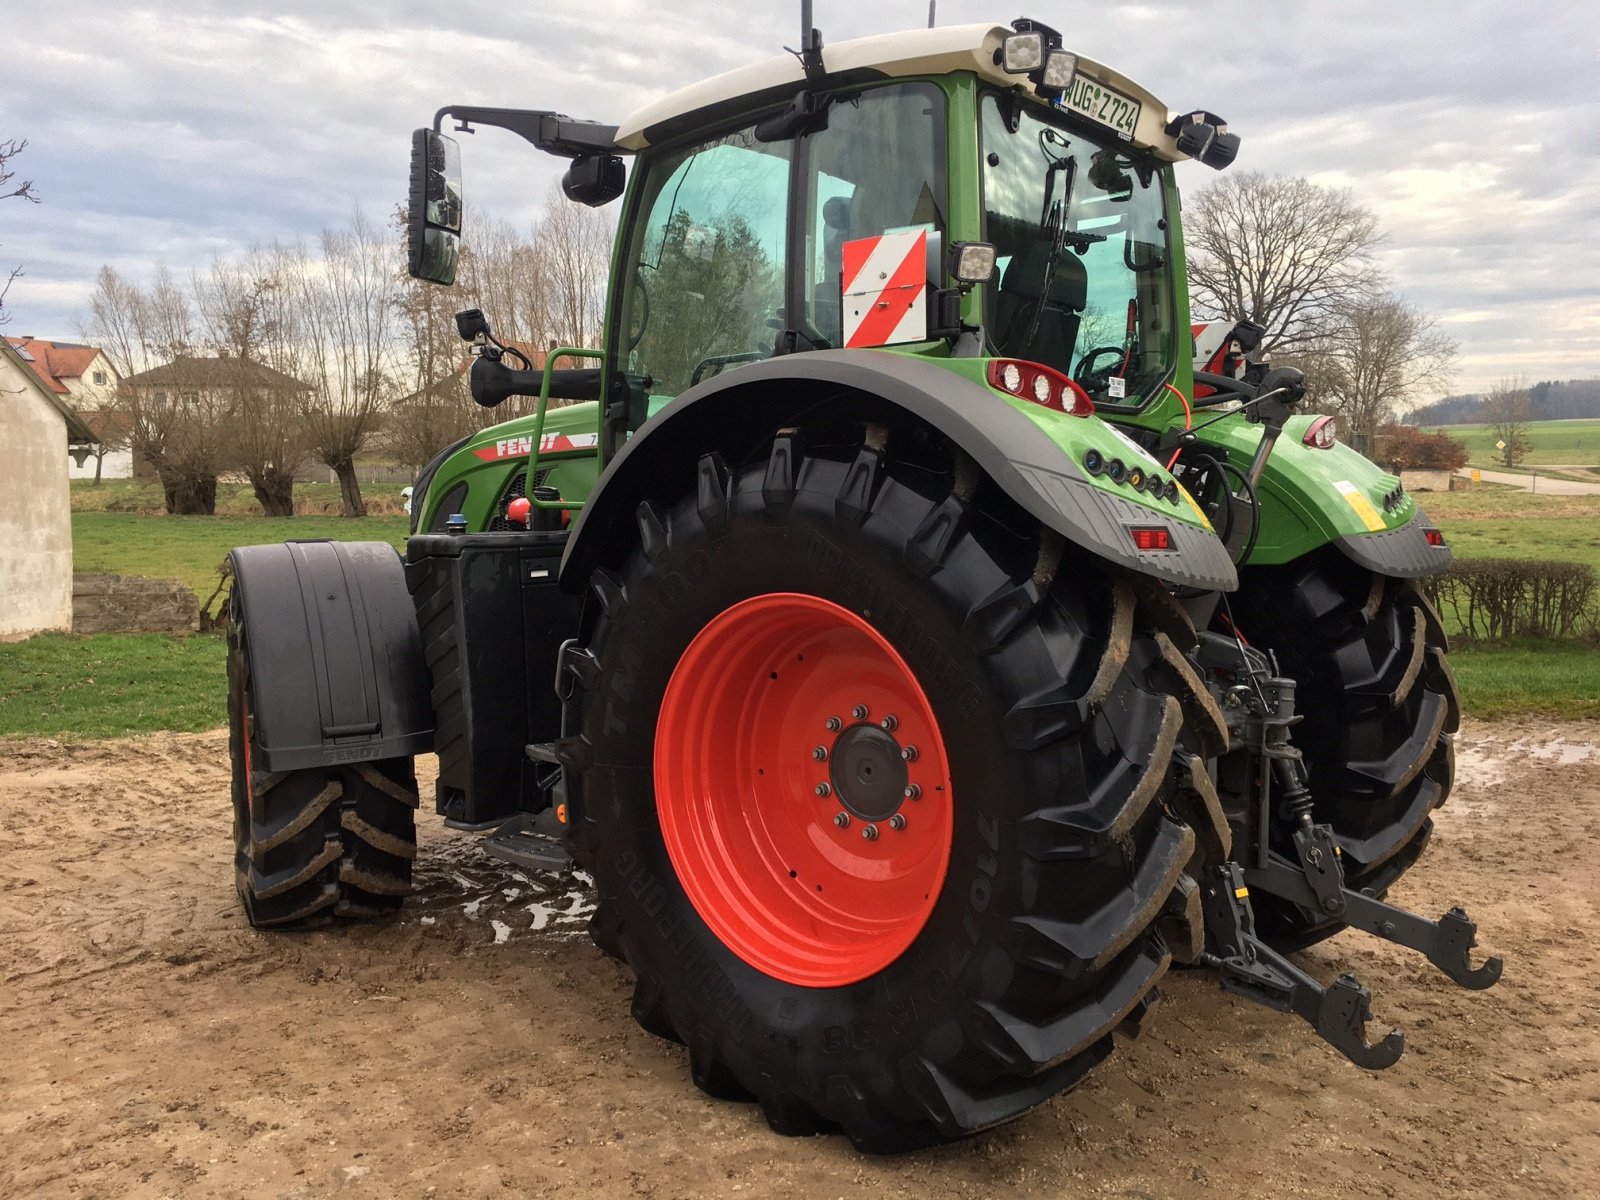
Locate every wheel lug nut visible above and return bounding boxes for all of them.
[901,745,918,761]
[862,824,879,841]
[833,811,850,828]
[903,784,921,800]
[851,704,869,721]
[812,746,828,761]
[815,783,831,797]
[825,716,842,732]
[889,814,906,831]
[880,714,898,731]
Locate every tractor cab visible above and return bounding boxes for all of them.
[408,20,1240,464]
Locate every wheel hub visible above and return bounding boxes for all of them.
[828,723,908,822]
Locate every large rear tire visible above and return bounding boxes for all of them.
[1229,550,1459,949]
[228,605,420,928]
[564,421,1215,1150]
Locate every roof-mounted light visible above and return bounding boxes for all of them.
[1041,50,1077,91]
[1000,31,1046,73]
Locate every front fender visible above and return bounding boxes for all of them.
[560,350,1237,592]
[1198,415,1452,577]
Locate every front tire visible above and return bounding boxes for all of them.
[228,605,420,928]
[565,423,1209,1149]
[1229,550,1460,948]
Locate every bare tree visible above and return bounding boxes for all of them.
[1,137,42,325]
[1297,293,1458,451]
[194,254,312,516]
[91,264,237,515]
[390,207,482,471]
[1185,172,1385,355]
[296,211,398,516]
[1482,376,1533,467]
[535,182,615,349]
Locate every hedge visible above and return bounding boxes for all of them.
[1421,559,1597,641]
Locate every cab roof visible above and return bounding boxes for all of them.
[614,22,1188,161]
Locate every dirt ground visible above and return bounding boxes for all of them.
[2,721,1596,1199]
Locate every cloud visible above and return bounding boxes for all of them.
[3,0,1593,392]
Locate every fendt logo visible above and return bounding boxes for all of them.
[472,431,600,461]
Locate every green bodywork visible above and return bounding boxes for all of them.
[414,66,1412,571]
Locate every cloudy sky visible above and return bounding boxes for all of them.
[4,0,1594,394]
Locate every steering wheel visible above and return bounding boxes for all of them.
[628,271,650,351]
[1074,345,1127,392]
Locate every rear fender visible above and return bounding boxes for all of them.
[230,541,435,773]
[559,349,1236,592]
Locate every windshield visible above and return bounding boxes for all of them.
[980,94,1175,408]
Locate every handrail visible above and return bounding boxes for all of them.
[525,346,606,511]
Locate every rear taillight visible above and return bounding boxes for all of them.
[1303,415,1338,449]
[987,358,1094,416]
[1128,526,1173,551]
[1424,527,1445,547]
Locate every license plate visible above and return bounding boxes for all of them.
[1059,75,1141,140]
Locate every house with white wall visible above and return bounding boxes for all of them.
[1,337,98,637]
[4,336,129,480]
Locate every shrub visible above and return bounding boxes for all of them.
[1378,425,1470,472]
[1421,558,1597,641]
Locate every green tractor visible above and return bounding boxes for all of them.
[226,15,1500,1151]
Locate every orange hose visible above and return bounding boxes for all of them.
[1164,382,1192,469]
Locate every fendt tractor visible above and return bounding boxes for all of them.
[225,15,1502,1150]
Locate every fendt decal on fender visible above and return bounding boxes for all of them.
[472,431,601,461]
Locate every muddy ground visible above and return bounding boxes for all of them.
[1,721,1596,1199]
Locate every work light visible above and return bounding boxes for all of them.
[1001,31,1046,73]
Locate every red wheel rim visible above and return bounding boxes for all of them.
[655,593,953,987]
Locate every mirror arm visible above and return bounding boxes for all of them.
[433,106,620,159]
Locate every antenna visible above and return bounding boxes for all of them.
[793,0,826,81]
[928,1,937,27]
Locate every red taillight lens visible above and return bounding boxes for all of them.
[1303,415,1338,449]
[1129,526,1173,551]
[1424,527,1445,547]
[986,359,1093,416]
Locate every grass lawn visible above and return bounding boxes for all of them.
[4,474,1585,742]
[73,512,409,597]
[1423,491,1600,571]
[1423,417,1600,468]
[71,478,409,517]
[0,633,227,739]
[1448,640,1600,720]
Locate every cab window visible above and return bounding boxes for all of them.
[619,127,790,397]
[800,83,945,347]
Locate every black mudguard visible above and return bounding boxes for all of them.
[560,350,1237,593]
[1335,512,1452,578]
[230,541,434,773]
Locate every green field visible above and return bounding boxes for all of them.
[73,512,409,597]
[1423,491,1600,571]
[70,478,410,517]
[1,484,1593,741]
[1424,418,1600,467]
[0,633,228,738]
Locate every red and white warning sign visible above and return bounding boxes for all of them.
[841,230,928,348]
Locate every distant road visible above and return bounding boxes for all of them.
[1454,468,1600,496]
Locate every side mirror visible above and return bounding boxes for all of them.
[408,129,463,284]
[561,153,626,207]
